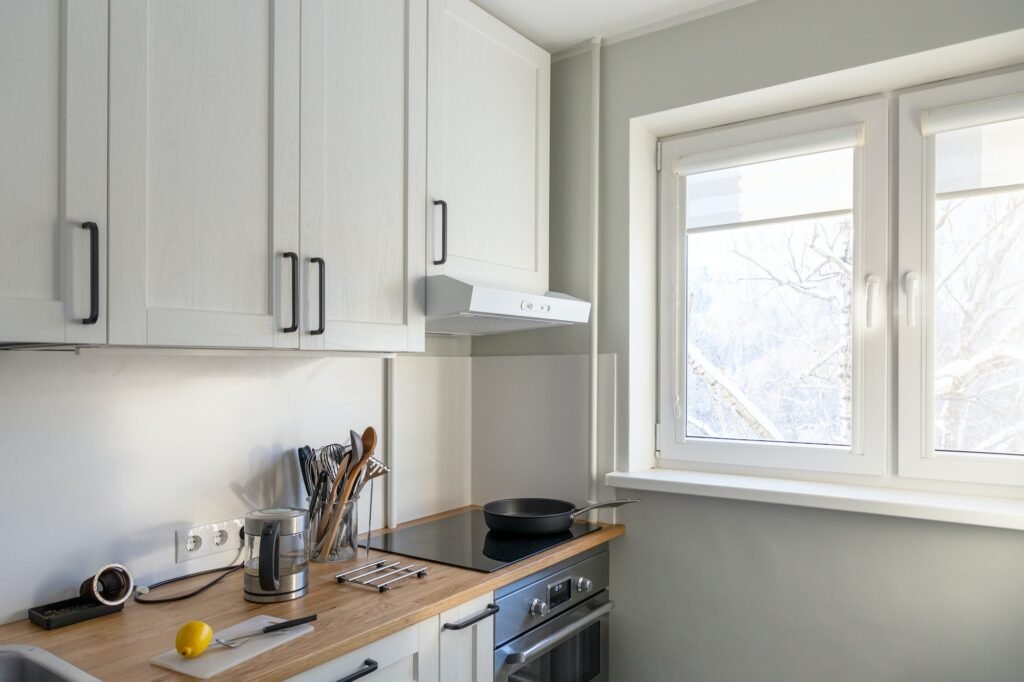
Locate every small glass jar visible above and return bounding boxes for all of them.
[313,497,358,562]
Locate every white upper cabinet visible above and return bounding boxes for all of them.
[427,0,551,293]
[300,0,426,352]
[0,0,108,344]
[108,0,301,349]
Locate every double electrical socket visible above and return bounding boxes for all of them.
[175,518,245,563]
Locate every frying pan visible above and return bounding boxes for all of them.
[482,498,638,535]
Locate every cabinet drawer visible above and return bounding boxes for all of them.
[287,617,438,682]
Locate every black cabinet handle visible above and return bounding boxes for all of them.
[443,603,499,631]
[80,221,99,325]
[283,252,298,333]
[310,257,325,335]
[337,659,378,682]
[433,199,448,265]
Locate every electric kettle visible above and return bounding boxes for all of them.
[243,508,309,603]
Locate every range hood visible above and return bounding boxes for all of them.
[425,276,591,335]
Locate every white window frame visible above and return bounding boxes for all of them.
[897,69,1024,486]
[658,98,889,476]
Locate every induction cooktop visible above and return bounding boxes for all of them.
[363,509,601,573]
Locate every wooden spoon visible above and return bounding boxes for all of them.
[316,434,361,539]
[319,427,376,558]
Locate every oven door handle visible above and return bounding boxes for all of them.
[499,599,614,673]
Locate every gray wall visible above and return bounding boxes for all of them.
[475,0,1024,679]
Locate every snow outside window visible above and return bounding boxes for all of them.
[658,99,889,475]
[899,70,1024,486]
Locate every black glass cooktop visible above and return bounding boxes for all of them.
[363,509,600,573]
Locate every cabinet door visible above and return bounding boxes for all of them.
[108,0,300,348]
[0,0,107,344]
[300,0,426,352]
[427,0,550,293]
[286,618,439,682]
[439,593,496,682]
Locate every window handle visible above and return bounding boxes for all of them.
[864,275,879,329]
[904,272,920,327]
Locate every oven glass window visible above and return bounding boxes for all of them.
[509,621,602,682]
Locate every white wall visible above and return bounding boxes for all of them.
[0,351,387,624]
[390,355,472,525]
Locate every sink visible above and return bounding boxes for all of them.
[0,646,100,682]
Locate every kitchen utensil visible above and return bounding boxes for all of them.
[243,508,309,603]
[150,615,314,679]
[214,614,317,648]
[307,470,329,537]
[297,446,313,496]
[365,478,374,560]
[28,563,134,630]
[482,498,639,535]
[313,497,359,562]
[356,457,390,559]
[79,564,134,606]
[318,428,376,560]
[316,444,354,539]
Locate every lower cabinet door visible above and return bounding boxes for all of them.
[286,618,439,682]
[439,593,496,682]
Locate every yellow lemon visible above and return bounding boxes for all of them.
[175,620,214,659]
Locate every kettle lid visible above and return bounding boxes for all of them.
[245,507,308,535]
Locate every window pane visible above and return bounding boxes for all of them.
[935,117,1024,195]
[685,215,853,446]
[933,187,1024,455]
[685,148,853,229]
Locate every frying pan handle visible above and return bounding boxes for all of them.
[570,499,639,518]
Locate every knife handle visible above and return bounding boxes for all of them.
[263,614,317,634]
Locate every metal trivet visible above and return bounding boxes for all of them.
[335,558,429,592]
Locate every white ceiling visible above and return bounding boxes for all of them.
[472,0,754,54]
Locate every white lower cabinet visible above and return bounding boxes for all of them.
[439,593,496,682]
[288,592,496,682]
[287,618,439,682]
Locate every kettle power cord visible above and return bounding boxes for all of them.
[134,550,243,604]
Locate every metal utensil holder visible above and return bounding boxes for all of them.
[335,559,428,593]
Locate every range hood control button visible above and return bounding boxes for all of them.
[529,598,549,618]
[521,300,534,311]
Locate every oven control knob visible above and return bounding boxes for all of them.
[576,577,594,594]
[529,598,549,618]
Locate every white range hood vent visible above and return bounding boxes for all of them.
[425,276,591,336]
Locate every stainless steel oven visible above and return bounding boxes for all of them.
[493,546,612,682]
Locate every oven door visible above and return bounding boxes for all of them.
[494,593,613,682]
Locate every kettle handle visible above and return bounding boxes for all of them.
[259,521,281,592]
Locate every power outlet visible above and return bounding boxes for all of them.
[175,517,245,563]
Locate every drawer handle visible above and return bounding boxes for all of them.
[310,257,326,335]
[443,603,500,631]
[433,199,448,265]
[283,252,298,333]
[80,221,99,325]
[337,658,378,682]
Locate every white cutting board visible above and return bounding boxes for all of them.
[150,615,314,679]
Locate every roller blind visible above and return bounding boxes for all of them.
[680,126,861,231]
[921,92,1024,136]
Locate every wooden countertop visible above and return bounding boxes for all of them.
[0,507,623,680]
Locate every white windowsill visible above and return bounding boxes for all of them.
[605,469,1024,531]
